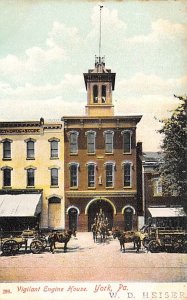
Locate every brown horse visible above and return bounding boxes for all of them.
[113,228,141,253]
[48,230,74,253]
[97,223,108,243]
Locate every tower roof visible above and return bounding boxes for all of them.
[83,56,116,90]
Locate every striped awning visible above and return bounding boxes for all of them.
[148,207,186,218]
[0,194,42,217]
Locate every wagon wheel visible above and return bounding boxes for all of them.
[40,238,47,249]
[148,240,160,253]
[2,240,19,256]
[142,237,150,248]
[30,240,43,254]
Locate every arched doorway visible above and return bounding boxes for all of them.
[68,207,78,231]
[48,197,61,229]
[87,199,114,231]
[124,207,133,231]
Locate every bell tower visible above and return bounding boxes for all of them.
[83,6,116,117]
[84,56,116,116]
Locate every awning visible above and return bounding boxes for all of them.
[0,194,42,217]
[148,207,186,218]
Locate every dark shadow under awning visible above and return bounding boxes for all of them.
[148,207,186,218]
[0,194,42,217]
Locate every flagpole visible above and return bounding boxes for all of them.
[99,5,103,59]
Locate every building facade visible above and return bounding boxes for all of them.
[142,152,187,229]
[0,56,144,233]
[63,57,143,231]
[0,119,65,232]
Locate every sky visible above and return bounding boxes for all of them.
[0,0,186,151]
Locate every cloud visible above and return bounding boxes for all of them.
[117,73,187,96]
[0,46,65,80]
[86,6,127,41]
[0,97,85,122]
[115,93,181,151]
[0,74,83,101]
[125,19,187,44]
[0,21,82,81]
[47,21,81,49]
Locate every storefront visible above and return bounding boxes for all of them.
[147,206,187,229]
[0,192,42,234]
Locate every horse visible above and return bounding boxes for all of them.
[97,223,107,243]
[48,229,74,253]
[112,228,141,253]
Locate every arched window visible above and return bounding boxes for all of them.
[48,138,59,159]
[2,139,12,159]
[27,168,35,187]
[51,168,58,186]
[25,139,35,159]
[69,163,79,188]
[122,162,132,187]
[121,130,132,153]
[86,131,96,154]
[2,167,12,187]
[105,162,115,187]
[104,130,114,153]
[124,207,133,231]
[87,163,96,187]
[93,85,98,103]
[69,131,79,154]
[102,85,106,103]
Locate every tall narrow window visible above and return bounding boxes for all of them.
[86,131,96,154]
[104,131,114,153]
[27,140,35,159]
[70,163,79,187]
[69,131,79,154]
[51,168,58,186]
[87,164,95,187]
[93,85,98,103]
[105,163,115,187]
[153,179,162,196]
[123,162,132,187]
[3,168,12,186]
[102,85,106,103]
[3,140,11,159]
[122,130,132,153]
[27,168,35,187]
[51,140,58,158]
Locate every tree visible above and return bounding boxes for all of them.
[158,95,187,196]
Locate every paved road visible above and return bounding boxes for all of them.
[0,232,187,282]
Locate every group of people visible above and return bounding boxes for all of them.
[91,209,110,242]
[92,209,109,228]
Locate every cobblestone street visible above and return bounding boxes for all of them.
[0,232,187,282]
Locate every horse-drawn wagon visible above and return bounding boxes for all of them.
[0,229,47,256]
[91,209,110,243]
[144,227,187,253]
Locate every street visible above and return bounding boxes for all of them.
[0,232,187,282]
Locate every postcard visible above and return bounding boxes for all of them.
[0,1,186,299]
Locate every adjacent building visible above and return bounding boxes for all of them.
[142,152,187,229]
[0,119,64,233]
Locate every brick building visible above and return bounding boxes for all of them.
[63,57,143,231]
[142,152,187,229]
